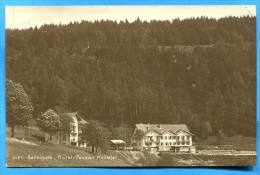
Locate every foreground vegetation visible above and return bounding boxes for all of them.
[6,139,133,167]
[6,138,255,167]
[6,127,256,167]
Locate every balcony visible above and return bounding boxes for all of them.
[144,139,159,144]
[144,142,152,146]
[144,137,159,142]
[71,132,77,136]
[175,141,191,146]
[144,142,159,147]
[70,138,78,142]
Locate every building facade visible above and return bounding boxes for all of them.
[45,112,88,148]
[131,124,195,153]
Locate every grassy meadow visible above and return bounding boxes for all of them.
[6,126,256,167]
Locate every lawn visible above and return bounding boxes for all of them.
[6,137,256,167]
[6,126,256,167]
[6,139,133,167]
[6,126,134,167]
[6,126,46,144]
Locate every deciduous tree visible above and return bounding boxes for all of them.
[36,109,60,141]
[82,120,111,154]
[6,79,33,138]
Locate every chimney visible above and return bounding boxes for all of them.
[157,124,161,129]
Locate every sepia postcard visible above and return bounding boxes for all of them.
[5,5,256,167]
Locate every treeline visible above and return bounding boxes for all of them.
[6,16,256,138]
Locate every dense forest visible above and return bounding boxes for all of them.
[6,16,256,138]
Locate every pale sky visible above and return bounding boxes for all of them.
[6,6,256,29]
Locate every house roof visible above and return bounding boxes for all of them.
[62,112,77,119]
[77,116,88,125]
[135,123,192,135]
[110,140,126,145]
[61,112,77,123]
[61,112,88,125]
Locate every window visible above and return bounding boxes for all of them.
[187,136,190,140]
[169,136,172,139]
[50,136,52,140]
[182,136,184,140]
[161,142,163,146]
[166,142,168,146]
[170,142,172,145]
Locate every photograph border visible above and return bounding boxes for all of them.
[0,0,259,175]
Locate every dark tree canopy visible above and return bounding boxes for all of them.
[6,16,256,138]
[6,79,33,137]
[82,120,112,154]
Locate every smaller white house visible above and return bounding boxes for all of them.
[131,124,195,153]
[110,140,126,150]
[46,112,88,148]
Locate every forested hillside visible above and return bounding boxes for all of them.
[6,16,256,138]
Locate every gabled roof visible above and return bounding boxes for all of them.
[161,130,176,135]
[135,123,192,135]
[145,129,162,135]
[62,112,77,118]
[110,140,126,145]
[175,129,194,135]
[61,112,77,123]
[78,117,88,125]
[61,112,88,125]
